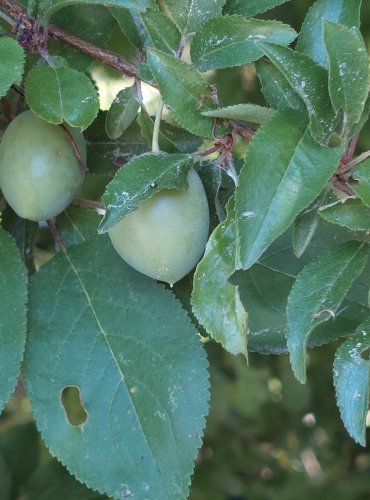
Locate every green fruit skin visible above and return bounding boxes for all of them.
[108,168,210,285]
[0,110,86,221]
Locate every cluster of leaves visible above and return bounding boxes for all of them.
[1,0,370,497]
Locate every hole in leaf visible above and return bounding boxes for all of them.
[361,348,370,361]
[61,386,88,426]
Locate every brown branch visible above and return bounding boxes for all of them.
[73,197,105,210]
[0,0,139,79]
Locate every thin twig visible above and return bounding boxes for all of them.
[73,197,105,210]
[0,0,139,78]
[59,124,89,173]
[47,219,66,252]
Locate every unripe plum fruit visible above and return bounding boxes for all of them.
[0,110,86,221]
[108,168,210,285]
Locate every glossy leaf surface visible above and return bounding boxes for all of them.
[236,110,341,270]
[224,0,292,17]
[296,0,362,67]
[324,22,370,124]
[191,16,297,72]
[259,42,337,146]
[25,63,99,130]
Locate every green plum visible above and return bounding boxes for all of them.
[0,110,86,221]
[108,168,210,285]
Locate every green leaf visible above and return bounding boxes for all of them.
[25,63,99,130]
[142,10,181,55]
[162,0,224,34]
[191,16,297,72]
[0,38,25,98]
[110,7,149,50]
[137,111,202,153]
[258,42,338,146]
[105,85,140,140]
[56,206,101,248]
[0,452,11,500]
[38,0,155,21]
[296,0,362,67]
[99,153,194,232]
[334,316,370,445]
[24,236,209,499]
[319,198,370,231]
[0,228,27,413]
[352,159,370,207]
[197,162,223,231]
[292,190,330,258]
[233,223,366,355]
[287,241,368,383]
[256,59,306,112]
[147,49,216,137]
[235,109,341,270]
[51,5,117,71]
[202,103,276,126]
[26,459,109,499]
[192,199,248,356]
[224,0,292,17]
[0,423,41,495]
[324,22,370,125]
[85,113,147,176]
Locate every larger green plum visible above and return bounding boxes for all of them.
[0,110,86,221]
[108,168,210,285]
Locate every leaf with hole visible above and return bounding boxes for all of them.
[25,62,99,130]
[99,153,194,233]
[334,315,370,446]
[24,236,209,499]
[286,241,368,383]
[191,16,297,72]
[235,109,341,270]
[324,22,370,125]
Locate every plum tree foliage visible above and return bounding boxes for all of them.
[0,0,370,498]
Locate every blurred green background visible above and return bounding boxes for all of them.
[2,1,370,499]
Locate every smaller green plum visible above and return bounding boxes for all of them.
[108,168,210,285]
[0,110,86,221]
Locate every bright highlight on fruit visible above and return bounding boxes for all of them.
[108,168,210,285]
[0,110,86,222]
